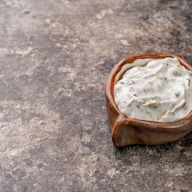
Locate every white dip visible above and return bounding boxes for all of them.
[114,57,192,122]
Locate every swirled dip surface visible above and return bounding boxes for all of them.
[114,57,192,122]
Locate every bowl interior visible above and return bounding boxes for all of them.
[107,53,192,128]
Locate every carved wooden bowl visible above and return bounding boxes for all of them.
[105,53,192,147]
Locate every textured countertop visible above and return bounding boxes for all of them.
[0,0,192,191]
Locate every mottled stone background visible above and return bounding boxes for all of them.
[0,0,191,191]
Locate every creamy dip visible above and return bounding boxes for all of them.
[114,57,192,122]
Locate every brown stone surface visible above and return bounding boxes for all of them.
[0,0,191,191]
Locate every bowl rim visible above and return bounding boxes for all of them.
[105,53,192,130]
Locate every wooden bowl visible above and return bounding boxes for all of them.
[105,53,192,147]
